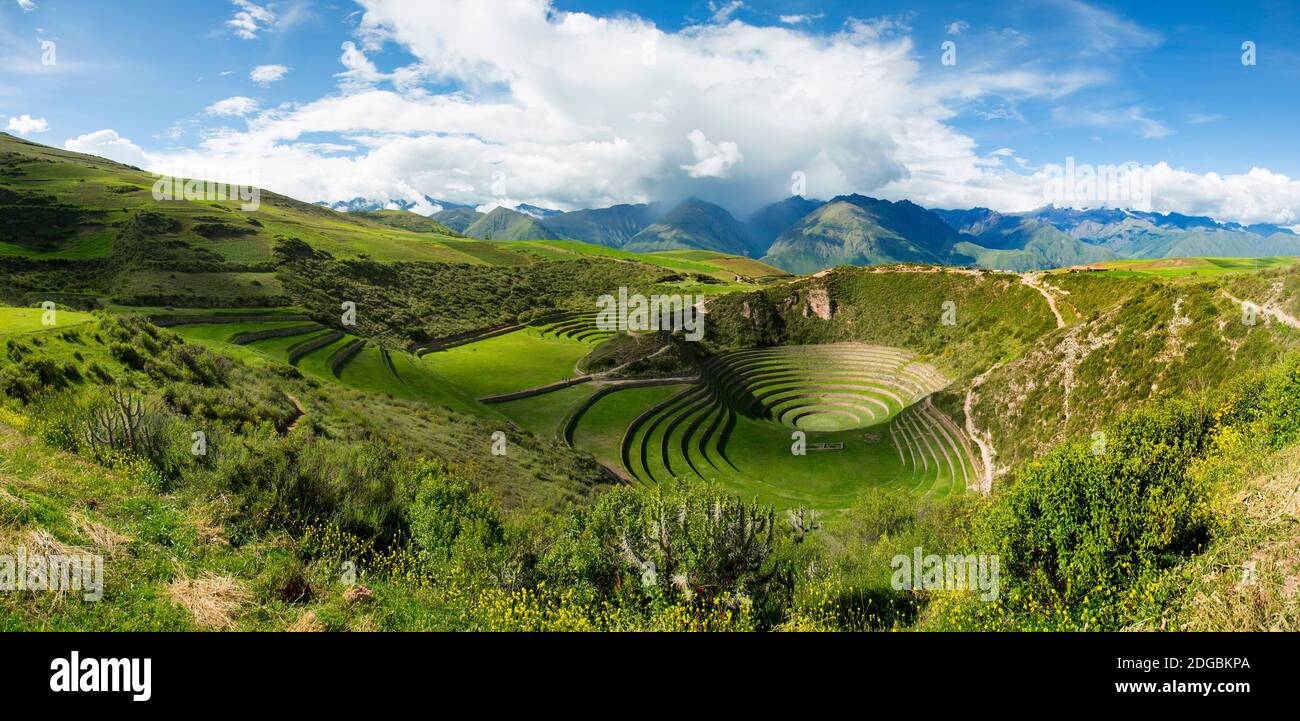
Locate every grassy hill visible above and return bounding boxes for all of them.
[0,133,472,264]
[349,210,465,237]
[464,207,559,240]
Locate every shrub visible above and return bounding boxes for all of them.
[980,401,1215,606]
[406,462,504,563]
[544,478,790,617]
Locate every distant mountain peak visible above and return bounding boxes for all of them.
[514,203,564,220]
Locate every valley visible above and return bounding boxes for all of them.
[3,133,1299,633]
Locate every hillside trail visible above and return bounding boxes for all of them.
[283,393,307,433]
[963,363,1000,494]
[1019,273,1066,329]
[1222,291,1300,329]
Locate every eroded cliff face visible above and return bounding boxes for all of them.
[803,287,834,320]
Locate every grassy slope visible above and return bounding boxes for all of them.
[421,328,596,399]
[572,384,687,470]
[349,210,463,237]
[971,268,1300,475]
[1064,256,1300,278]
[0,307,94,334]
[0,132,472,265]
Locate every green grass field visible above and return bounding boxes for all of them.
[172,319,485,414]
[1060,256,1300,278]
[557,344,977,511]
[0,307,95,335]
[0,132,478,267]
[571,384,689,471]
[421,328,598,399]
[494,383,601,438]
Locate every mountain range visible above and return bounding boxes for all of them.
[327,193,1300,273]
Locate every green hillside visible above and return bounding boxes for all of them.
[762,196,970,274]
[624,198,751,254]
[349,209,465,237]
[464,206,559,240]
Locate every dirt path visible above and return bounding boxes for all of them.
[1020,273,1066,329]
[1222,291,1300,329]
[963,364,1000,494]
[283,393,306,433]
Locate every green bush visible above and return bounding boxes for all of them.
[544,478,791,618]
[980,401,1215,606]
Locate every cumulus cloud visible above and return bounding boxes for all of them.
[250,64,290,85]
[681,130,742,178]
[205,96,259,117]
[64,129,147,167]
[946,20,969,36]
[16,0,36,11]
[120,0,1300,226]
[227,0,274,40]
[6,113,48,134]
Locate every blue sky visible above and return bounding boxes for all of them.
[4,0,1300,223]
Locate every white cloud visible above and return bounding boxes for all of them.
[946,21,969,36]
[708,1,744,24]
[681,130,743,178]
[64,129,147,167]
[1053,105,1172,140]
[250,64,290,85]
[5,113,48,134]
[227,0,274,40]
[120,0,1300,227]
[778,14,822,25]
[1053,0,1160,53]
[334,42,389,91]
[16,0,36,12]
[205,96,259,117]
